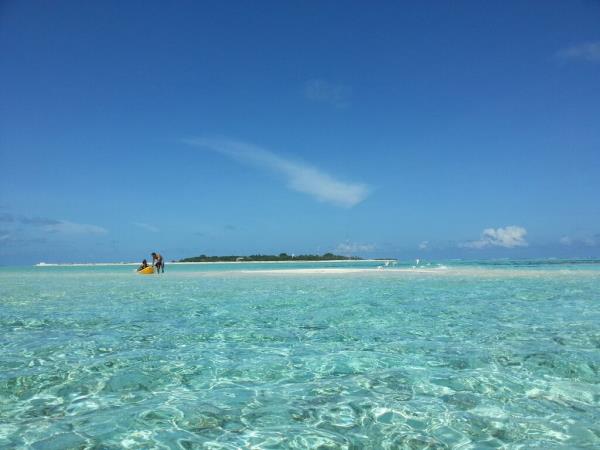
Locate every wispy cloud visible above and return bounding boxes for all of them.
[305,79,351,108]
[559,236,573,245]
[5,214,108,235]
[42,220,108,235]
[0,231,47,247]
[560,233,599,247]
[418,240,429,250]
[133,222,159,233]
[20,216,61,226]
[336,242,375,254]
[556,41,600,63]
[184,137,370,208]
[0,213,15,223]
[461,226,528,249]
[0,214,107,252]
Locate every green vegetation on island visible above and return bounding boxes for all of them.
[179,253,362,262]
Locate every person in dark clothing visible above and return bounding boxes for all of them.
[151,252,164,273]
[137,259,149,271]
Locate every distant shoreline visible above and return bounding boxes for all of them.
[34,259,394,267]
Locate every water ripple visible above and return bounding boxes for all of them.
[1,265,599,448]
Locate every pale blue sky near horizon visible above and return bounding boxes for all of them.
[1,1,599,264]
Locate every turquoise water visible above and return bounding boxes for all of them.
[1,261,599,449]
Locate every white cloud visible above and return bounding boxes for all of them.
[0,232,47,247]
[560,234,599,246]
[305,79,351,108]
[556,42,600,63]
[559,236,573,245]
[462,226,528,249]
[133,222,159,233]
[336,242,375,254]
[184,137,370,208]
[418,240,429,250]
[42,220,108,235]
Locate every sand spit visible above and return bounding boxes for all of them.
[240,267,446,275]
[35,259,393,267]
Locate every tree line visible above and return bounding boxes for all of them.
[179,253,362,262]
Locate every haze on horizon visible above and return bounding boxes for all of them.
[1,1,599,265]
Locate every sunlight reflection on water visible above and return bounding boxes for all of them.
[1,262,599,448]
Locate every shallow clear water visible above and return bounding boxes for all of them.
[1,261,599,449]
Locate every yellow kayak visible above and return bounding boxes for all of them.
[137,266,154,275]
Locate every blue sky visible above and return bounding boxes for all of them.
[1,1,599,264]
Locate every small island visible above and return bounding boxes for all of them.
[179,252,362,262]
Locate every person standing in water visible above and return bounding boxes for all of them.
[151,252,164,273]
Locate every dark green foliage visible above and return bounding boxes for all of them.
[179,253,362,262]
